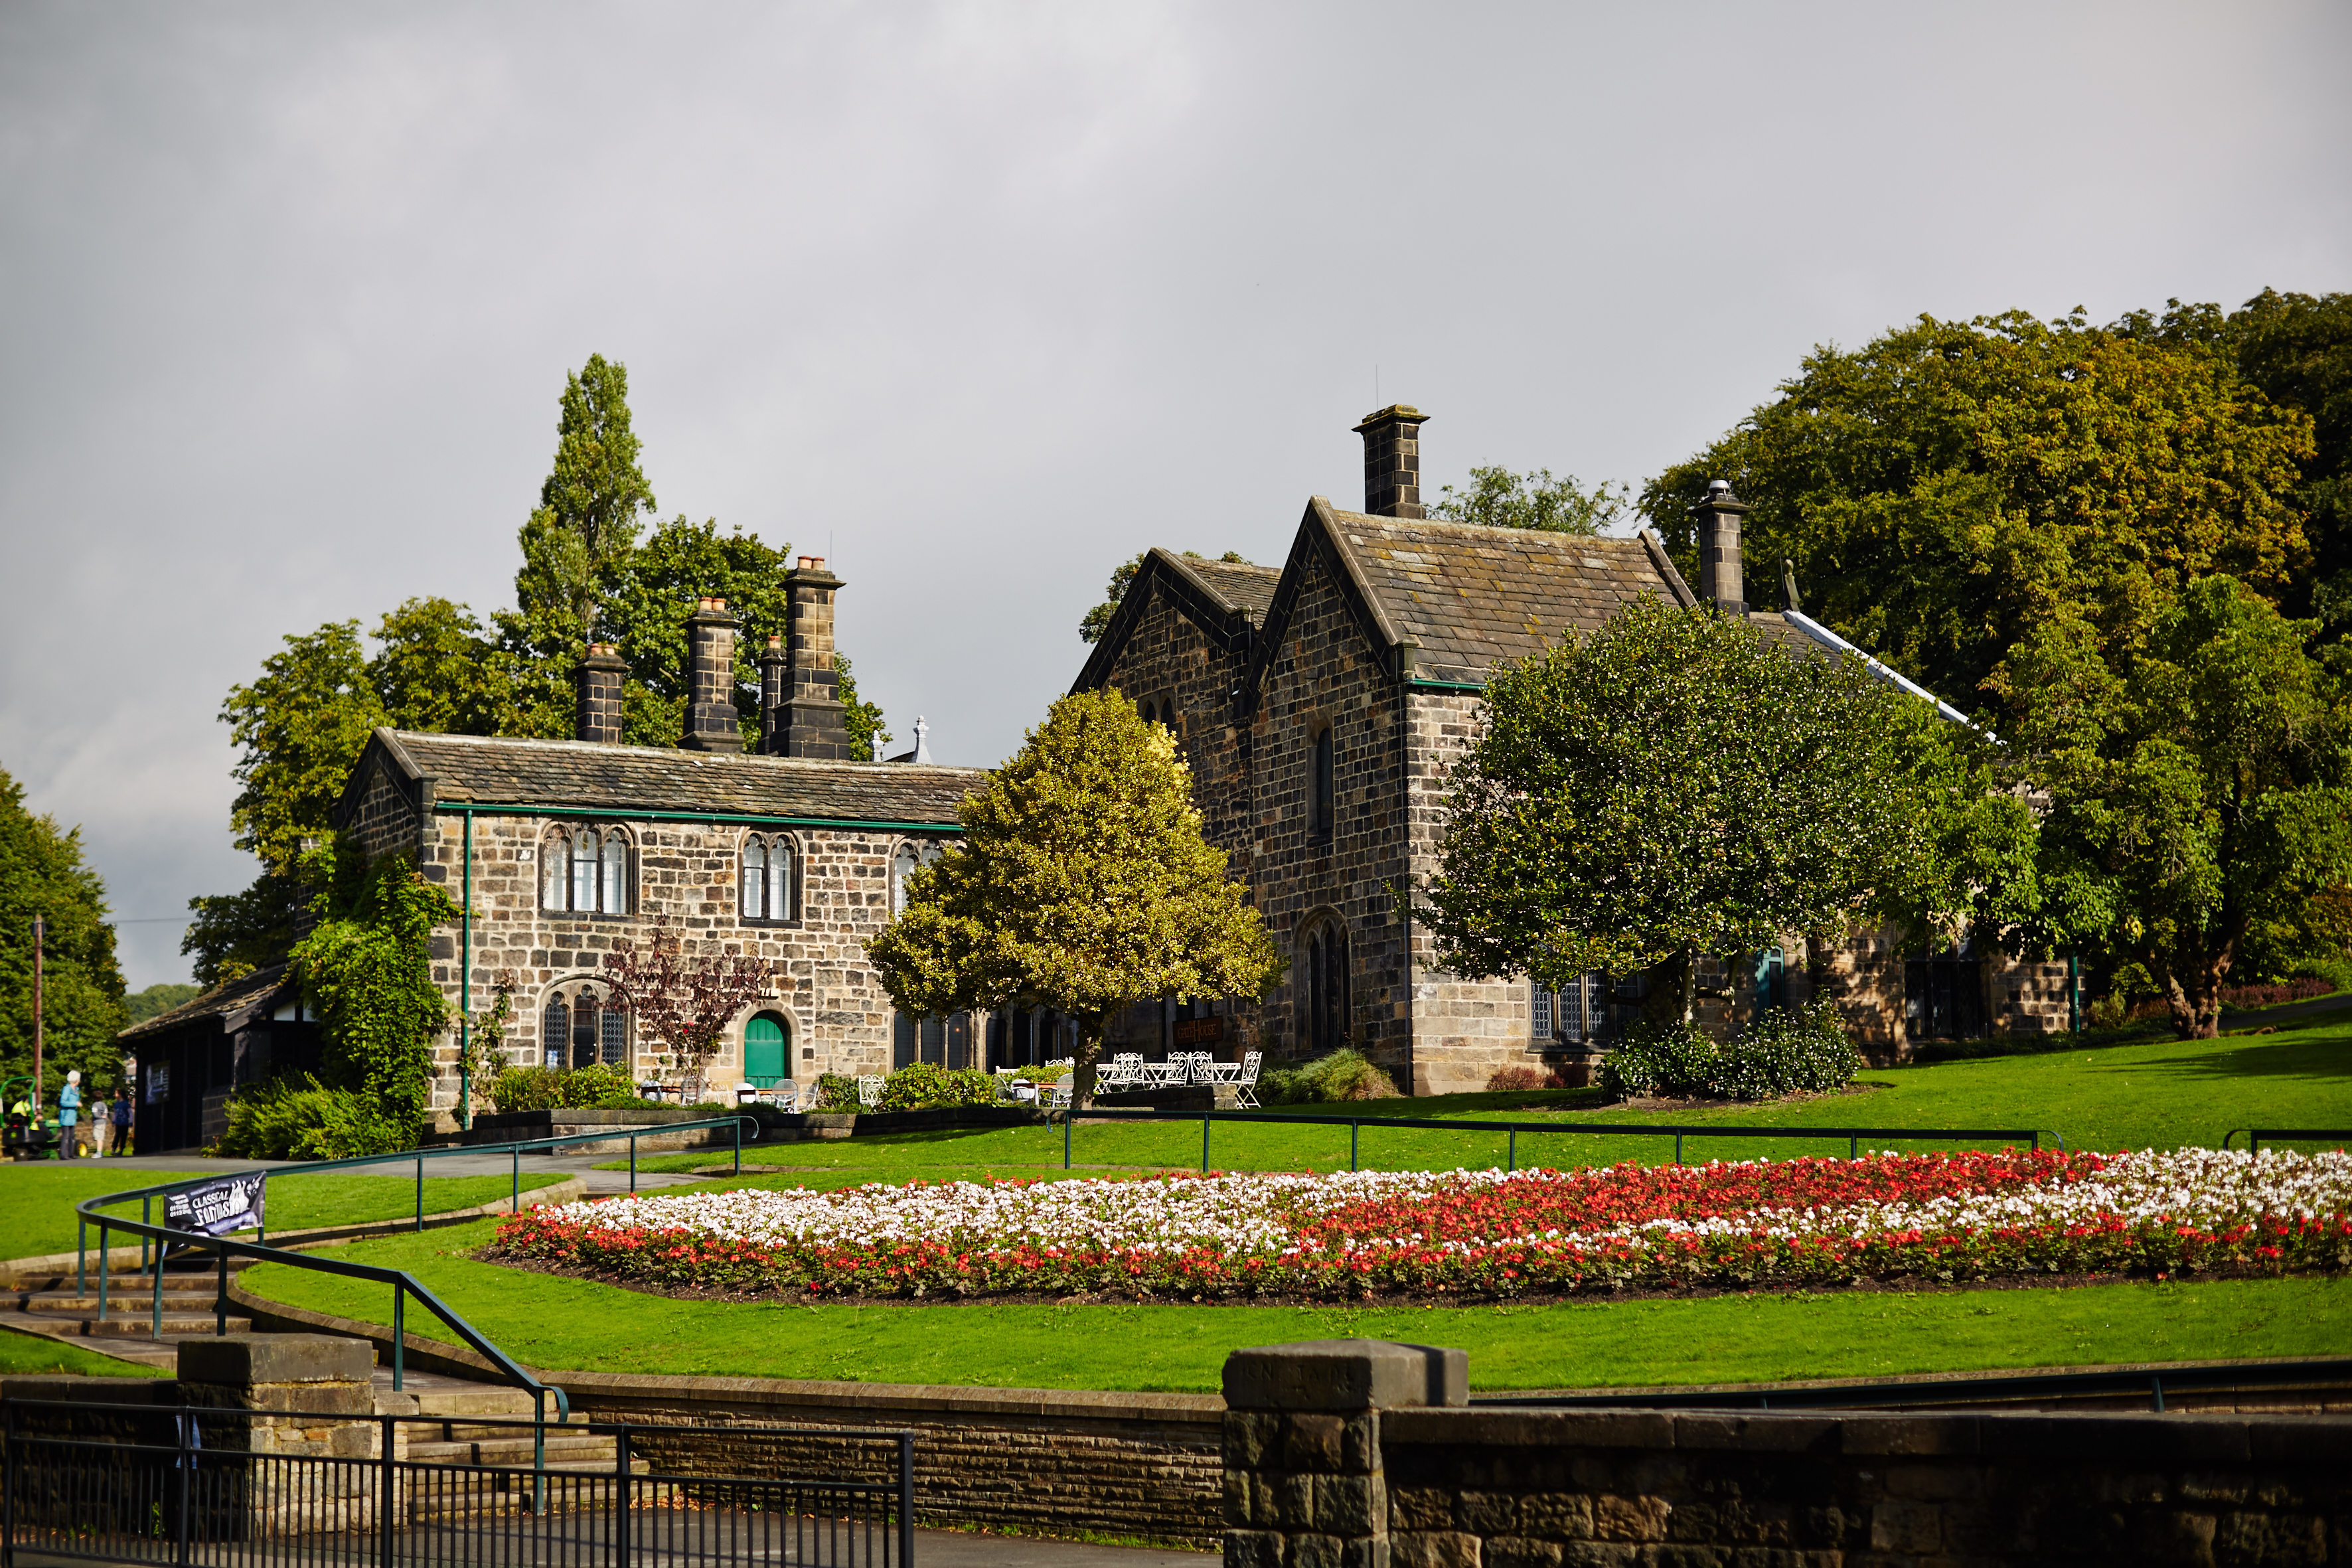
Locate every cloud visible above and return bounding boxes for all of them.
[2,0,2347,986]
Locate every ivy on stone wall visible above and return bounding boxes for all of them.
[291,842,456,1131]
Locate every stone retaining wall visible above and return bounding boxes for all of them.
[1221,1340,2352,1568]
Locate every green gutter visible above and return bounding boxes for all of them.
[430,803,962,832]
[1407,678,1487,694]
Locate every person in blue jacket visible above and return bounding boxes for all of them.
[58,1070,82,1160]
[111,1085,133,1156]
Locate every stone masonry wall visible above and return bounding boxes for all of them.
[1402,687,1529,1096]
[416,811,953,1109]
[558,1378,1223,1548]
[1247,548,1412,1075]
[345,751,424,864]
[1379,1405,2352,1568]
[1100,580,1255,865]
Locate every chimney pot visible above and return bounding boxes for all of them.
[1350,404,1431,518]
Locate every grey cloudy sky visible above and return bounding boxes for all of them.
[3,1,2346,990]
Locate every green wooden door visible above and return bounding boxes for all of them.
[744,1013,787,1087]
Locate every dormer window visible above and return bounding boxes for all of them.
[540,824,633,914]
[740,833,800,924]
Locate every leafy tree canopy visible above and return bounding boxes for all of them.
[0,763,127,1091]
[2227,289,2352,639]
[1416,596,1957,1022]
[1077,550,1253,644]
[123,982,202,1026]
[519,353,657,635]
[1430,466,1626,536]
[1641,305,2316,709]
[866,688,1280,1101]
[1990,574,2352,1036]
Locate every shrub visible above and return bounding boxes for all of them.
[214,1075,412,1160]
[1602,1020,1719,1099]
[813,1073,862,1110]
[1486,1065,1565,1092]
[489,1064,643,1113]
[1715,1002,1862,1100]
[1603,1003,1861,1102]
[878,1061,1001,1111]
[1262,1048,1402,1104]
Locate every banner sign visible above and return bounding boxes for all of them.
[164,1172,266,1238]
[1172,1016,1226,1046]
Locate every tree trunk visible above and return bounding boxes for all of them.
[1638,950,1700,1030]
[1073,1012,1109,1110]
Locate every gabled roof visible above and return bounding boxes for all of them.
[1072,548,1283,694]
[117,963,293,1042]
[1241,499,1703,690]
[337,730,984,830]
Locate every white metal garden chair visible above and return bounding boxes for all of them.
[856,1074,886,1109]
[1232,1050,1264,1109]
[1041,1072,1075,1111]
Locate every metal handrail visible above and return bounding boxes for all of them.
[68,1115,762,1435]
[2224,1128,2352,1153]
[1056,1105,2061,1172]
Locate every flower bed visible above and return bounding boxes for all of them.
[490,1148,2352,1302]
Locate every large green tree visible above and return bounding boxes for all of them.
[1641,307,2315,710]
[1990,574,2352,1037]
[1415,596,1954,1022]
[2228,289,2352,639]
[1429,466,1626,535]
[0,763,127,1091]
[518,353,658,637]
[867,688,1280,1103]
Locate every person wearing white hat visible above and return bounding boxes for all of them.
[58,1070,82,1160]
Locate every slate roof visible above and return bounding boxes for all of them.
[117,964,291,1042]
[1176,555,1281,623]
[364,730,984,826]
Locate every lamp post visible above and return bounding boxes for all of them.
[31,914,44,1110]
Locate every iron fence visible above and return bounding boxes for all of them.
[3,1403,912,1568]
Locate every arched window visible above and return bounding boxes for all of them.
[600,1002,629,1066]
[1300,917,1350,1054]
[1310,725,1336,844]
[744,1011,789,1087]
[890,840,941,917]
[540,824,635,913]
[739,834,799,923]
[542,996,568,1068]
[1138,699,1156,725]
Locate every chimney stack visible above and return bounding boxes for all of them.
[1352,404,1430,518]
[680,597,742,751]
[1691,479,1751,617]
[758,634,789,753]
[771,558,856,759]
[574,643,627,745]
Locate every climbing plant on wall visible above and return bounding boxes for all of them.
[291,842,457,1134]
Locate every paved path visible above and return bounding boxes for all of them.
[910,1529,1212,1566]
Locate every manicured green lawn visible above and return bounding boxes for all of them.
[240,1219,2352,1393]
[0,1167,571,1262]
[613,1020,2352,1180]
[0,1324,168,1378]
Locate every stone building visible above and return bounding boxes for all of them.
[1075,407,2071,1093]
[329,558,998,1118]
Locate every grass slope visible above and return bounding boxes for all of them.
[0,1324,168,1378]
[241,1221,2352,1393]
[615,1023,2352,1179]
[0,1168,571,1261]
